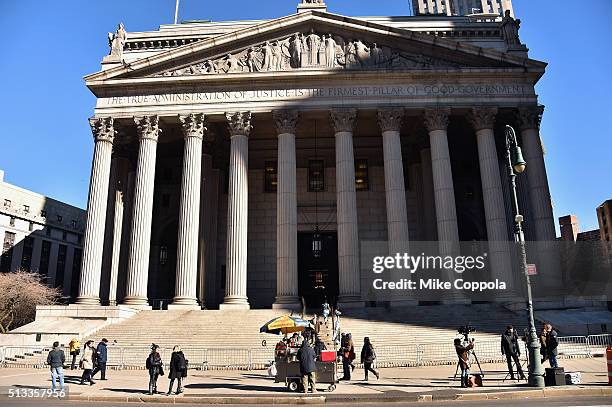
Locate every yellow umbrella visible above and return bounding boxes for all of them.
[260,315,311,335]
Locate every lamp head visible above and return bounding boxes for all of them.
[512,145,526,173]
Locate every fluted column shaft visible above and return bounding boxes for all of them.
[172,114,205,308]
[221,112,252,310]
[469,108,513,290]
[77,117,115,305]
[331,109,361,305]
[108,181,124,306]
[420,148,437,241]
[517,106,556,242]
[378,108,410,255]
[124,116,161,307]
[272,110,300,309]
[424,108,459,249]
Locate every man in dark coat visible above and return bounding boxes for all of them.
[91,338,108,380]
[167,346,188,395]
[47,341,66,392]
[501,325,525,380]
[146,344,163,395]
[298,341,317,393]
[544,323,559,368]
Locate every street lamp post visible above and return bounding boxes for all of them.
[505,124,545,387]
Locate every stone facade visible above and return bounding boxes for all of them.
[74,3,557,309]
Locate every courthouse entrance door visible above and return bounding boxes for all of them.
[297,231,339,309]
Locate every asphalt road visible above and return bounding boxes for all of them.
[0,395,611,407]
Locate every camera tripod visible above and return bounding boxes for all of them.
[503,342,528,382]
[453,339,484,381]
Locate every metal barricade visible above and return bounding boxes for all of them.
[587,334,612,356]
[557,335,590,357]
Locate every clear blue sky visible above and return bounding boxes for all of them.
[0,0,609,233]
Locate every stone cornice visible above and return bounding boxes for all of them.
[89,117,116,144]
[330,108,357,133]
[225,111,252,137]
[179,113,206,140]
[468,107,498,131]
[516,105,544,131]
[134,115,161,141]
[273,110,300,135]
[423,107,451,132]
[377,108,404,133]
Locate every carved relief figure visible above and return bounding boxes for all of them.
[306,30,321,65]
[108,22,126,57]
[500,10,521,46]
[155,29,460,77]
[290,34,303,67]
[324,34,337,68]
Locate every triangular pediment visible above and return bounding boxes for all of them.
[85,11,545,86]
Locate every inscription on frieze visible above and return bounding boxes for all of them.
[101,84,530,107]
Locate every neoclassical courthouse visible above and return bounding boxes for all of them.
[74,0,557,310]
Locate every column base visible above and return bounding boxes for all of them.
[75,296,101,306]
[219,302,250,310]
[337,295,364,309]
[122,297,151,309]
[272,297,301,310]
[389,299,419,308]
[168,304,201,310]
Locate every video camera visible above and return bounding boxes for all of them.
[458,324,476,342]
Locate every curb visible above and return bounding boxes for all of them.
[453,387,612,401]
[69,394,327,404]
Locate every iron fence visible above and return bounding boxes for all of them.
[1,334,610,370]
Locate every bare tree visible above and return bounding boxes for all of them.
[0,270,60,333]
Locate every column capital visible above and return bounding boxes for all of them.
[468,107,498,131]
[179,113,206,140]
[423,107,451,132]
[225,111,252,137]
[134,115,161,142]
[516,105,544,131]
[273,110,299,135]
[330,108,357,133]
[377,108,404,133]
[89,117,116,144]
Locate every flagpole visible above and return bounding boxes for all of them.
[174,0,180,24]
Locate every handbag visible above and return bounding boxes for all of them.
[159,365,165,376]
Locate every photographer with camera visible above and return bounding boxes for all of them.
[454,337,474,388]
[501,325,526,380]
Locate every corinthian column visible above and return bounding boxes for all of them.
[272,110,300,309]
[124,116,161,307]
[77,117,115,305]
[330,108,362,307]
[171,113,206,309]
[220,112,252,310]
[377,108,410,255]
[424,108,459,250]
[468,107,513,291]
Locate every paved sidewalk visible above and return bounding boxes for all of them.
[0,358,609,403]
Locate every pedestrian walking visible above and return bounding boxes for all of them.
[47,341,65,392]
[297,338,317,393]
[454,338,474,388]
[543,323,559,368]
[146,344,163,395]
[91,338,109,380]
[340,333,350,380]
[501,325,525,380]
[360,337,379,381]
[68,338,80,370]
[346,333,356,371]
[167,346,188,395]
[80,340,96,385]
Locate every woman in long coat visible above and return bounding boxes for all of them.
[80,340,95,385]
[360,337,379,381]
[167,346,188,395]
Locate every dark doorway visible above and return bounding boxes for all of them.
[297,231,339,309]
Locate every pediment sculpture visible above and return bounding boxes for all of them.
[154,30,459,77]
